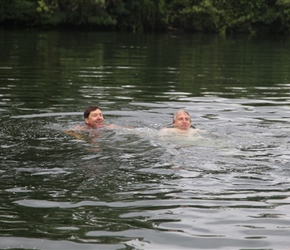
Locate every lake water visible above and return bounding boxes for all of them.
[0,30,290,250]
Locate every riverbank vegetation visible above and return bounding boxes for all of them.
[1,0,290,34]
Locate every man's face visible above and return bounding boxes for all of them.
[173,112,191,130]
[85,109,104,128]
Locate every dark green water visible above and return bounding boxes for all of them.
[0,30,290,250]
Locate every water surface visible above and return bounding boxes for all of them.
[0,30,290,250]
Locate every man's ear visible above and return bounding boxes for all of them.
[85,118,89,125]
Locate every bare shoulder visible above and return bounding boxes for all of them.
[188,128,206,135]
[158,127,175,136]
[159,127,205,137]
[105,124,133,129]
[67,125,87,131]
[105,124,120,129]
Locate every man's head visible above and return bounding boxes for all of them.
[84,106,104,128]
[173,109,191,130]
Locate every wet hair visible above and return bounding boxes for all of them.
[171,109,195,128]
[84,106,100,119]
[172,109,191,123]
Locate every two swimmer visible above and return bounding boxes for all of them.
[67,106,204,137]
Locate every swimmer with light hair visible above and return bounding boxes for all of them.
[159,109,205,136]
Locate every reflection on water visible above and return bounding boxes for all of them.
[1,30,290,250]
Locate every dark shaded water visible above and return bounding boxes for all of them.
[1,30,290,250]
